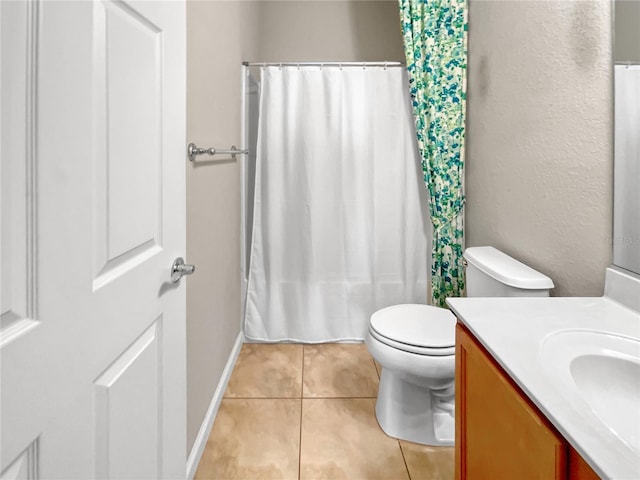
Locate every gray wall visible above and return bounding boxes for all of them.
[615,0,640,63]
[253,1,405,62]
[186,0,260,456]
[186,0,403,454]
[465,0,613,296]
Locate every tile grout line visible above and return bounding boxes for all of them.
[398,440,412,480]
[372,356,380,379]
[303,395,376,400]
[298,344,304,480]
[223,396,308,400]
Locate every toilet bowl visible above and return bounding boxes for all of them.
[365,304,457,446]
[366,246,555,446]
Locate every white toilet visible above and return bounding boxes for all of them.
[365,246,554,446]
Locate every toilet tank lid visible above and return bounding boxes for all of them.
[463,246,554,290]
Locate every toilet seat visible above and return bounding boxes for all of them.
[369,304,456,356]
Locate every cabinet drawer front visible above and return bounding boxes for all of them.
[456,324,567,480]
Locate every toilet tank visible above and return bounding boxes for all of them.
[464,247,554,297]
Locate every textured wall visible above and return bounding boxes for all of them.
[186,0,403,455]
[465,0,613,297]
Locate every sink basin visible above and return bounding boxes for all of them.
[540,330,640,454]
[571,353,640,450]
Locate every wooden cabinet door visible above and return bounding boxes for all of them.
[456,324,567,480]
[568,449,601,480]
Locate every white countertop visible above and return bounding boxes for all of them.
[447,294,640,480]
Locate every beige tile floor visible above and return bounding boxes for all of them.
[195,343,454,480]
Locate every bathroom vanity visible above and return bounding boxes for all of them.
[448,272,640,480]
[455,323,598,480]
[449,3,640,477]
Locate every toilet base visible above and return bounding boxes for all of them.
[375,368,454,446]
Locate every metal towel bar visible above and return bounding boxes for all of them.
[187,142,249,161]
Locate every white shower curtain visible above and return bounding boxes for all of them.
[244,66,429,342]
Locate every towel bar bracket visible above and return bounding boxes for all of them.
[187,142,249,161]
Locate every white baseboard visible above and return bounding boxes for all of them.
[186,332,244,480]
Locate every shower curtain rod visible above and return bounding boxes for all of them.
[243,61,405,68]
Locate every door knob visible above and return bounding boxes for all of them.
[171,257,195,283]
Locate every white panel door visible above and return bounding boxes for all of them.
[0,1,187,479]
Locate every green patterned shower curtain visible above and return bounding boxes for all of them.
[400,0,467,307]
